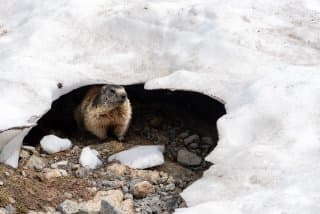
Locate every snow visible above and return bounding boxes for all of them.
[1,0,320,213]
[79,147,102,170]
[40,135,72,154]
[108,145,165,169]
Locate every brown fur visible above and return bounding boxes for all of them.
[74,86,132,140]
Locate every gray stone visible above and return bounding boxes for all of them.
[57,200,79,214]
[177,149,202,166]
[201,137,214,145]
[124,193,133,200]
[0,180,3,186]
[100,200,120,214]
[51,161,68,169]
[183,134,200,145]
[45,169,68,179]
[178,132,189,139]
[122,186,129,193]
[188,142,199,149]
[4,205,16,214]
[19,150,30,159]
[22,146,36,153]
[26,155,46,170]
[165,183,176,191]
[100,180,122,189]
[75,167,90,178]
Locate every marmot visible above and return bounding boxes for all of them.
[74,84,132,140]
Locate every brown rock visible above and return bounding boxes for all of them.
[106,163,128,176]
[45,169,68,179]
[120,199,135,214]
[80,190,123,212]
[130,170,160,184]
[133,181,155,198]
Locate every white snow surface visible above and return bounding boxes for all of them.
[79,146,102,170]
[1,0,320,213]
[108,145,165,169]
[40,135,72,154]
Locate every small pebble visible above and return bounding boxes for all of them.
[133,181,155,198]
[183,134,200,146]
[177,149,202,166]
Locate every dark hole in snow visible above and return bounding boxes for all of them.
[24,84,225,156]
[20,83,226,212]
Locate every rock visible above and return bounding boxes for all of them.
[4,172,10,177]
[26,155,46,170]
[64,192,73,199]
[43,207,56,212]
[77,209,90,214]
[106,163,127,176]
[57,200,79,214]
[120,199,135,214]
[100,180,123,189]
[4,205,16,214]
[0,181,3,186]
[22,146,36,153]
[124,193,133,200]
[136,195,162,213]
[19,150,30,159]
[133,181,155,198]
[80,190,123,213]
[164,196,181,212]
[177,149,202,166]
[130,170,160,184]
[100,200,119,214]
[0,208,6,214]
[51,160,68,169]
[188,142,199,149]
[75,167,90,178]
[122,186,129,193]
[183,134,200,146]
[201,136,214,145]
[178,131,189,139]
[165,183,176,191]
[8,197,15,204]
[70,145,81,154]
[70,164,80,170]
[45,169,68,179]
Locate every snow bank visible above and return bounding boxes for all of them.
[40,135,72,154]
[79,147,102,170]
[1,0,320,213]
[108,145,165,169]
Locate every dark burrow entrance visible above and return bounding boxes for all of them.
[1,84,226,213]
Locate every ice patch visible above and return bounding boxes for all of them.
[108,145,165,169]
[79,146,102,169]
[40,135,72,154]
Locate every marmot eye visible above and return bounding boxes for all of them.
[110,89,115,93]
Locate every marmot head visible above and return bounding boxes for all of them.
[93,84,128,108]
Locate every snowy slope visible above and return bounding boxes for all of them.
[1,0,320,213]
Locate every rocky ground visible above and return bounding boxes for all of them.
[0,86,225,214]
